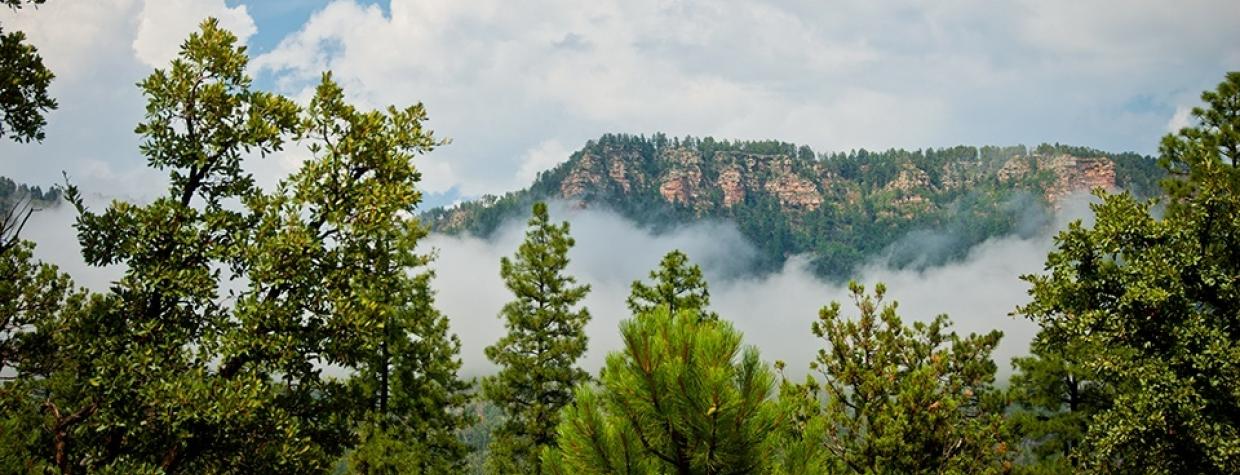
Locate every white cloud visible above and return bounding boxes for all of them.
[5,1,1236,201]
[516,139,570,187]
[249,0,1238,198]
[132,0,256,68]
[1167,106,1193,132]
[425,197,1098,379]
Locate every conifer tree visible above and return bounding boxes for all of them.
[542,306,778,475]
[349,271,473,474]
[1019,72,1240,473]
[791,282,1010,474]
[483,202,591,474]
[626,249,718,321]
[1005,335,1109,473]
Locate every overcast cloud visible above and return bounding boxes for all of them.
[1,0,1237,202]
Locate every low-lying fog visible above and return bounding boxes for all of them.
[21,193,1098,382]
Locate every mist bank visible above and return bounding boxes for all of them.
[19,193,1097,381]
[429,196,1097,380]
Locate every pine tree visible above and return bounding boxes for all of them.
[1006,335,1109,473]
[1019,72,1240,473]
[626,250,718,321]
[349,271,474,474]
[793,282,1011,474]
[542,306,778,475]
[483,202,591,474]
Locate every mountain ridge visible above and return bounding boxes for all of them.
[423,134,1164,279]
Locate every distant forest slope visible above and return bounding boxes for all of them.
[1,176,61,226]
[424,134,1165,279]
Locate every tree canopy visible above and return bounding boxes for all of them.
[483,202,592,474]
[1016,72,1240,473]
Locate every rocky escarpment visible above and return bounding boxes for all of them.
[422,135,1160,280]
[998,154,1117,203]
[548,147,1115,217]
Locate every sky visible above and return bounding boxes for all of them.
[1,0,1238,206]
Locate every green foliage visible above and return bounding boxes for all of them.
[786,282,1011,474]
[483,202,592,474]
[543,306,778,475]
[347,272,474,474]
[626,250,718,321]
[1006,336,1110,473]
[0,0,55,142]
[1018,72,1240,474]
[0,18,468,473]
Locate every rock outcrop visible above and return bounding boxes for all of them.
[560,153,603,199]
[717,166,746,207]
[997,156,1032,182]
[1042,155,1116,202]
[764,173,823,211]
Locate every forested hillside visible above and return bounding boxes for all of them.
[425,137,1163,278]
[0,176,60,213]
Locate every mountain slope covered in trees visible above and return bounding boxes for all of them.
[425,136,1164,279]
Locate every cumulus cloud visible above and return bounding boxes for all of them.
[248,0,1238,198]
[1167,105,1194,133]
[0,0,259,199]
[5,1,1236,203]
[516,139,571,187]
[132,0,256,68]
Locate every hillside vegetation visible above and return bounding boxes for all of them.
[426,137,1163,278]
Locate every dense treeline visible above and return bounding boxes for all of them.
[423,134,1165,281]
[1,17,1237,474]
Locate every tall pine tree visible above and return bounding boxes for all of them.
[483,202,591,474]
[626,250,718,321]
[348,270,474,474]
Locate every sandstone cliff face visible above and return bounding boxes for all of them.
[657,147,709,210]
[939,161,980,190]
[716,166,745,207]
[556,145,1117,216]
[1041,155,1116,202]
[764,173,823,211]
[997,156,1033,182]
[560,153,603,199]
[609,159,633,193]
[887,164,931,193]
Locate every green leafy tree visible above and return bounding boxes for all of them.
[483,202,591,474]
[1018,72,1240,473]
[542,306,778,475]
[0,239,84,474]
[626,249,718,321]
[792,282,1010,474]
[0,0,56,142]
[0,19,463,473]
